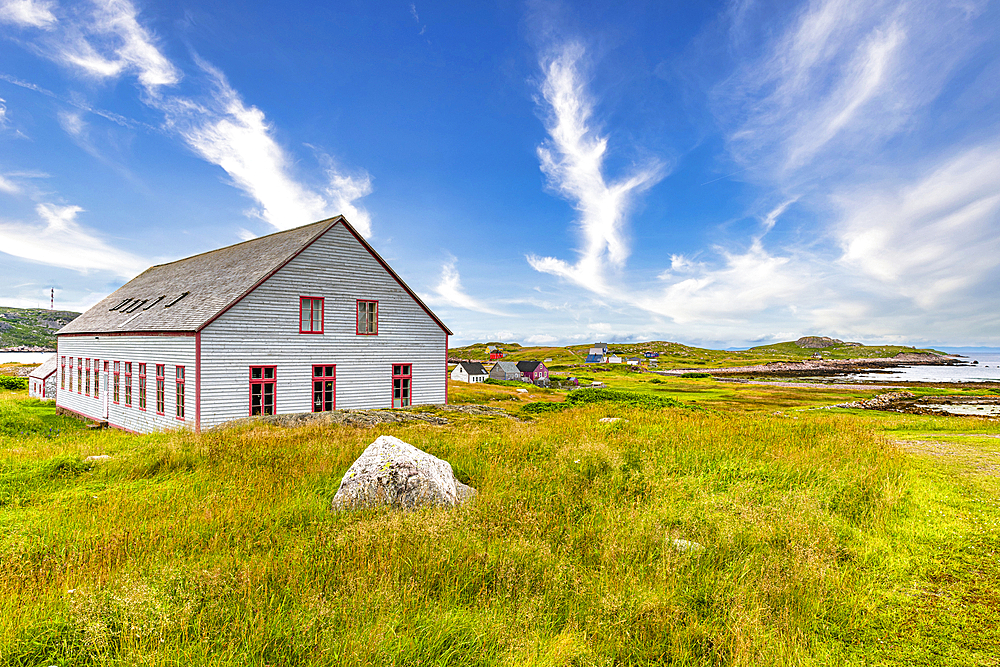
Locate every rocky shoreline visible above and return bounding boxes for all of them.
[661,353,962,378]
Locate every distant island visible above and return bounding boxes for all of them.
[449,337,950,370]
[0,306,81,351]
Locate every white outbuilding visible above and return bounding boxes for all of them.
[28,354,58,400]
[451,361,488,383]
[55,216,452,433]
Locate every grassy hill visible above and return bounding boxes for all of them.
[451,338,948,369]
[0,306,80,349]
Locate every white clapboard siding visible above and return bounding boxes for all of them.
[199,223,446,426]
[56,335,196,433]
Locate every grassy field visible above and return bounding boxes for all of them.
[1,379,998,666]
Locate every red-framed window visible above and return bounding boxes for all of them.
[94,359,100,400]
[299,297,324,334]
[76,357,82,394]
[138,363,147,410]
[250,366,276,416]
[124,362,132,406]
[392,364,411,408]
[85,358,91,396]
[357,299,378,335]
[60,356,65,389]
[312,365,336,412]
[155,364,165,414]
[113,361,120,404]
[176,366,185,420]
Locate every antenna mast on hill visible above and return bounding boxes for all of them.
[50,288,54,310]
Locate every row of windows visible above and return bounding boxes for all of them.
[300,298,378,335]
[60,357,185,419]
[251,363,412,416]
[60,358,414,418]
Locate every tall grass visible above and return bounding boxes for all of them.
[0,390,992,665]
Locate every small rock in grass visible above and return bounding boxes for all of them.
[671,538,705,553]
[331,435,476,510]
[516,387,528,393]
[599,417,627,424]
[84,455,111,463]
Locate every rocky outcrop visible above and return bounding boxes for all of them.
[331,435,476,510]
[834,391,916,410]
[795,336,844,348]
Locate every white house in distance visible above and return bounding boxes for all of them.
[451,361,488,383]
[28,354,58,400]
[55,216,452,433]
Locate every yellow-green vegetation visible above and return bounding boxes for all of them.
[0,306,80,348]
[1,380,998,666]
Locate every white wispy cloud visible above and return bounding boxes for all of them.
[0,0,56,29]
[50,0,180,93]
[0,203,146,277]
[527,42,665,294]
[716,0,989,181]
[6,0,374,236]
[0,174,20,194]
[835,144,1000,308]
[429,257,505,315]
[158,63,373,234]
[56,108,85,137]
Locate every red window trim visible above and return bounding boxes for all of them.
[312,364,336,412]
[60,356,65,389]
[138,363,147,411]
[249,365,277,416]
[113,361,120,404]
[155,364,165,415]
[356,299,379,335]
[391,363,412,408]
[85,358,91,396]
[124,362,133,407]
[299,296,325,334]
[175,365,186,421]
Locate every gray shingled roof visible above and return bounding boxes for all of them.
[58,217,451,336]
[492,361,519,374]
[28,354,58,379]
[457,361,488,375]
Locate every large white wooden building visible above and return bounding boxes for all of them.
[56,216,451,433]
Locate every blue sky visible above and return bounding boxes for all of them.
[1,0,999,348]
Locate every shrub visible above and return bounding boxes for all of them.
[484,379,530,388]
[566,388,684,409]
[681,372,712,379]
[0,376,28,390]
[520,402,568,415]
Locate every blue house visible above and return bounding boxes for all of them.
[585,342,608,363]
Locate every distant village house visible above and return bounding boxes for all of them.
[585,343,608,363]
[516,360,549,385]
[489,360,521,381]
[28,354,58,400]
[451,361,488,383]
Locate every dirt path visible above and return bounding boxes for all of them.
[895,435,1000,476]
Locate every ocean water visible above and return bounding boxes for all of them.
[840,352,1000,383]
[0,352,54,365]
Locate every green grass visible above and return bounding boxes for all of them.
[1,384,999,665]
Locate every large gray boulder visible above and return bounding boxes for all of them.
[331,435,476,510]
